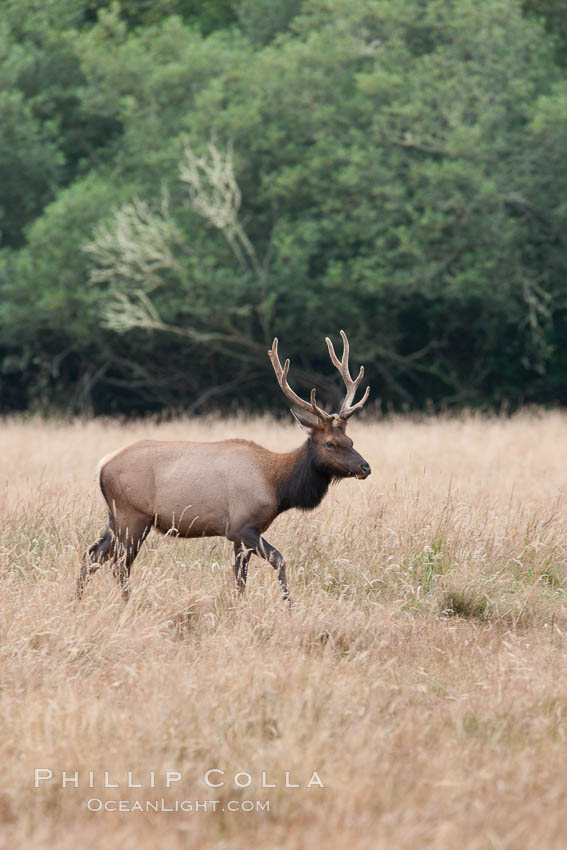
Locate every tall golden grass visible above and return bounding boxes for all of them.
[2,412,567,849]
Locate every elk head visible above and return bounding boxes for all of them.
[268,330,371,480]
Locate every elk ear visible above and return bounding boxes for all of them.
[290,408,318,432]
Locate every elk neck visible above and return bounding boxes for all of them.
[275,439,332,514]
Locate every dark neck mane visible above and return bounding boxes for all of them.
[276,440,332,514]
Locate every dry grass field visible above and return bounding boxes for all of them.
[2,412,567,849]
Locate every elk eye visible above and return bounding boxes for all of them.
[325,441,334,448]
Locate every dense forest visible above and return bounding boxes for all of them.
[2,0,567,416]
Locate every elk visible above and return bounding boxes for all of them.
[77,330,371,602]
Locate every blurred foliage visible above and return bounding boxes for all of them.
[2,0,567,415]
[523,0,567,65]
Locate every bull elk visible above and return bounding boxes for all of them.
[77,330,371,602]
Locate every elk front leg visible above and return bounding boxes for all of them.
[238,527,291,603]
[233,541,252,594]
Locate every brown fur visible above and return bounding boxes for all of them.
[77,332,371,602]
[77,422,370,602]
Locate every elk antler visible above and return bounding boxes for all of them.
[268,338,332,421]
[269,332,370,423]
[325,330,370,419]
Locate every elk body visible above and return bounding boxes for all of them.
[78,331,371,602]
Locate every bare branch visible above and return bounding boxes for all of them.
[179,141,261,276]
[179,140,241,231]
[84,191,182,291]
[102,289,264,362]
[100,290,165,333]
[83,140,266,364]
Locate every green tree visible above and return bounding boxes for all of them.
[523,0,567,65]
[3,0,567,414]
[0,0,122,247]
[236,0,303,45]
